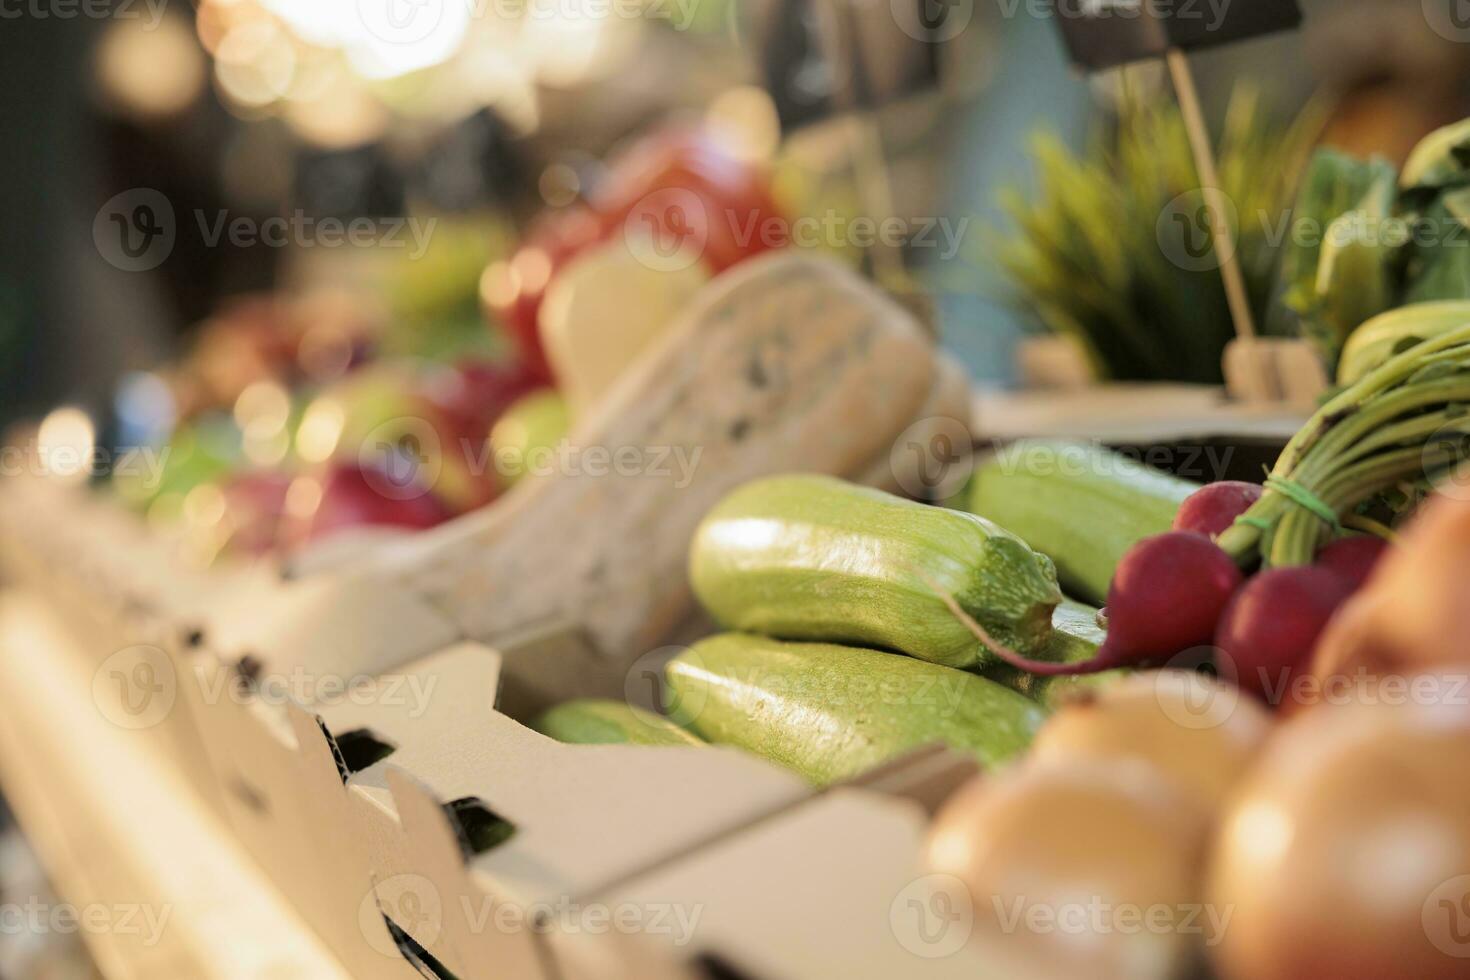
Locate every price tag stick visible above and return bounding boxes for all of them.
[1164,48,1286,400]
[848,114,909,289]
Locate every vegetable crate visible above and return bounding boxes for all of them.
[0,255,1011,979]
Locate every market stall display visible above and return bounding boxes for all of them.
[4,3,1470,979]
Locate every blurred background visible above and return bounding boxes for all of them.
[6,0,1469,431]
[6,1,1470,973]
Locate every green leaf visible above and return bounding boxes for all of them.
[990,86,1322,383]
[1276,153,1400,364]
[1402,117,1470,194]
[1404,198,1470,304]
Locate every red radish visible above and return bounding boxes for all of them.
[1173,481,1264,538]
[1315,536,1390,592]
[1214,567,1354,705]
[950,532,1245,676]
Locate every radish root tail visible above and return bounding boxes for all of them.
[916,569,1113,677]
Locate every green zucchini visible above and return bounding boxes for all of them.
[967,441,1196,605]
[665,634,1047,786]
[984,599,1128,708]
[533,700,702,747]
[689,475,1062,670]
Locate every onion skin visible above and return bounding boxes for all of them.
[926,761,1209,980]
[1312,493,1470,687]
[1030,671,1272,814]
[1207,687,1470,980]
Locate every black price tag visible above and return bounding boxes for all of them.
[1055,0,1301,71]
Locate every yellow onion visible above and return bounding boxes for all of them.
[1208,682,1470,980]
[1029,671,1273,813]
[926,761,1209,980]
[1313,492,1470,689]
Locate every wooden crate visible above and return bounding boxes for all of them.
[0,254,1000,979]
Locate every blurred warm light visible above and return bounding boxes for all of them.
[243,428,292,467]
[182,485,232,566]
[513,248,553,294]
[492,80,542,137]
[1230,800,1295,869]
[215,18,297,108]
[521,1,639,88]
[95,14,207,120]
[348,0,474,81]
[285,72,389,148]
[183,483,229,528]
[932,839,979,889]
[283,47,345,103]
[234,381,292,438]
[190,0,669,128]
[257,0,357,49]
[458,38,541,135]
[146,491,186,531]
[232,379,292,470]
[285,475,324,520]
[296,399,346,463]
[194,1,234,55]
[480,261,521,309]
[707,86,782,165]
[539,162,582,207]
[197,0,271,53]
[36,408,95,484]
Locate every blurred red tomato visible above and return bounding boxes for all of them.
[486,127,785,379]
[482,207,604,383]
[594,128,787,275]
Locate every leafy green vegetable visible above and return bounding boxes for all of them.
[1276,117,1470,371]
[1401,118,1470,195]
[1275,153,1400,359]
[994,87,1321,383]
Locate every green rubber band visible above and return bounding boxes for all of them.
[1233,515,1274,532]
[1263,477,1342,531]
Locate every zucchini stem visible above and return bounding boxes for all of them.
[919,571,1123,677]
